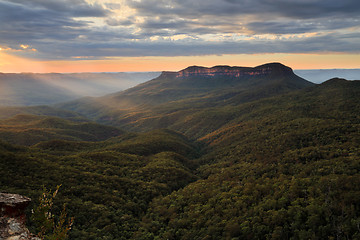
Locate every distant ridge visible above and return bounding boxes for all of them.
[160,62,294,79]
[295,69,360,83]
[57,62,314,132]
[321,77,356,86]
[104,62,313,106]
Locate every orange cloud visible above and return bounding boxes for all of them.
[0,44,37,53]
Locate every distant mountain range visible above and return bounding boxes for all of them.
[295,69,360,83]
[0,67,358,107]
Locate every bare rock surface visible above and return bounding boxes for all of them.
[0,193,37,240]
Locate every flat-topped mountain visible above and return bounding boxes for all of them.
[164,62,294,79]
[151,63,311,91]
[58,63,314,133]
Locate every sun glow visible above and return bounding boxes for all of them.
[0,52,45,72]
[0,52,359,73]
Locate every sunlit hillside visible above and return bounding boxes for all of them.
[0,63,359,239]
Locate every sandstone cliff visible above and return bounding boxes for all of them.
[0,193,38,240]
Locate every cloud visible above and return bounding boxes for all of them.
[0,44,37,53]
[246,19,360,34]
[7,0,108,17]
[23,31,359,60]
[125,0,360,35]
[0,0,359,60]
[126,0,360,20]
[106,18,134,27]
[0,0,103,44]
[0,0,112,56]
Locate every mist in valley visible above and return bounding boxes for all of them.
[0,72,160,106]
[295,69,360,83]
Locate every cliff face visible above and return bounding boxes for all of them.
[161,62,294,79]
[0,193,37,240]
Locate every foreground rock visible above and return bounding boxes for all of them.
[0,193,37,240]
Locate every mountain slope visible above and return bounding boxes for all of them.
[58,63,314,135]
[136,78,360,239]
[0,129,200,239]
[0,105,83,120]
[113,62,312,105]
[0,114,124,146]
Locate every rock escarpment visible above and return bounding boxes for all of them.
[160,62,294,79]
[0,193,37,240]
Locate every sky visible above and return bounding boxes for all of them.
[0,0,359,73]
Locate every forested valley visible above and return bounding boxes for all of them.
[1,63,359,239]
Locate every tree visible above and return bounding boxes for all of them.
[31,185,74,240]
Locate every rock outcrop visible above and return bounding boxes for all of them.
[166,62,294,79]
[0,193,37,240]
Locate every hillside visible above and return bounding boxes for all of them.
[135,78,360,239]
[0,105,84,120]
[0,129,200,239]
[0,63,359,239]
[58,63,314,134]
[0,114,124,145]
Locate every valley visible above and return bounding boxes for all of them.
[0,72,160,106]
[0,63,359,239]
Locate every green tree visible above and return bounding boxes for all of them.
[31,185,74,240]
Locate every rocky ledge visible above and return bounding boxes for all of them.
[0,193,38,240]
